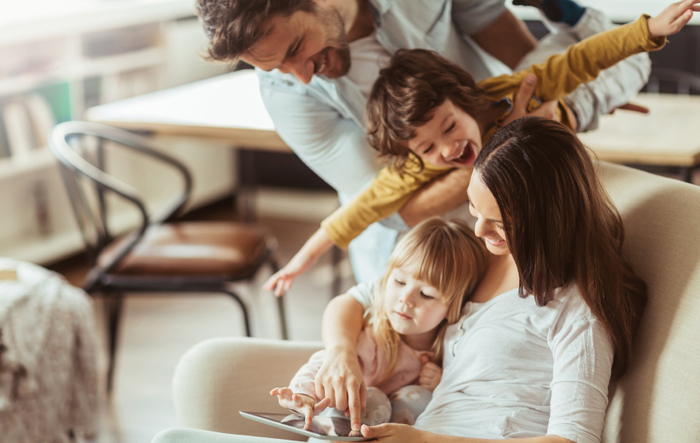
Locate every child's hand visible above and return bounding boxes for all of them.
[263,254,313,296]
[418,355,442,392]
[270,387,331,429]
[647,0,700,38]
[263,227,335,296]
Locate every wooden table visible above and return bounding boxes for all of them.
[89,79,700,182]
[86,69,290,152]
[578,93,700,182]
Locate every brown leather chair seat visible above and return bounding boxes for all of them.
[98,223,271,278]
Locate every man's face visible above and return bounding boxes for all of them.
[240,8,351,84]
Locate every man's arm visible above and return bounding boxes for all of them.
[470,9,537,71]
[451,0,537,71]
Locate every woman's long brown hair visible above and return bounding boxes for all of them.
[474,116,647,380]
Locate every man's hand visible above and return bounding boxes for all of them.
[315,345,367,432]
[500,74,559,128]
[270,388,331,429]
[418,355,442,392]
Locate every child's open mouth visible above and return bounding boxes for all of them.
[450,141,476,166]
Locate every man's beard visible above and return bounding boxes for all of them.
[317,7,351,78]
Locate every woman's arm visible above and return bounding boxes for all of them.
[316,293,367,431]
[360,425,574,443]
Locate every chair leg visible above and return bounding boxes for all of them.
[224,291,252,337]
[331,245,343,299]
[276,296,289,340]
[680,166,693,183]
[103,293,124,393]
[268,257,289,340]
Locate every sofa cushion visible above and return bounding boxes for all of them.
[598,162,700,443]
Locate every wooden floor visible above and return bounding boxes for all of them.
[48,198,356,443]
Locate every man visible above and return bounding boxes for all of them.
[196,0,551,284]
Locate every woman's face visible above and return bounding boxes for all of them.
[407,100,482,169]
[467,171,510,255]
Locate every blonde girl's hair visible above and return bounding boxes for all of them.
[368,217,488,381]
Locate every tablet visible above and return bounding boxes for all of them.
[240,411,369,441]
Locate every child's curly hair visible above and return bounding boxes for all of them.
[365,49,491,173]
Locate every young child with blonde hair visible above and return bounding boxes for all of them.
[270,217,488,429]
[264,0,698,296]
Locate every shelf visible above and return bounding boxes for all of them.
[0,69,67,98]
[0,0,195,47]
[78,47,167,77]
[0,47,166,98]
[0,149,57,181]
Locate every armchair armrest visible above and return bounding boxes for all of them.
[173,337,322,439]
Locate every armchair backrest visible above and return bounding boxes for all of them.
[598,162,700,443]
[49,121,193,273]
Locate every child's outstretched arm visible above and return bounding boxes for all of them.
[487,0,698,103]
[270,387,331,429]
[648,0,700,37]
[263,227,334,296]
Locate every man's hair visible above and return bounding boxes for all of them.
[196,0,315,64]
[365,49,491,173]
[474,116,648,380]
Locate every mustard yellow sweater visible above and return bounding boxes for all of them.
[323,15,666,248]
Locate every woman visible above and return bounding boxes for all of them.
[316,116,647,442]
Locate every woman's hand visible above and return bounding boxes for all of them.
[648,0,700,38]
[270,387,331,429]
[315,345,367,431]
[418,355,442,392]
[500,74,559,128]
[360,423,427,443]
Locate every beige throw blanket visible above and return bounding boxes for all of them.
[0,258,100,442]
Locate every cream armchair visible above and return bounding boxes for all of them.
[157,163,700,443]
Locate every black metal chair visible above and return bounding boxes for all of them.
[49,121,288,392]
[646,67,700,95]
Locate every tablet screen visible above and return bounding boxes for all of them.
[240,411,365,440]
[272,412,356,436]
